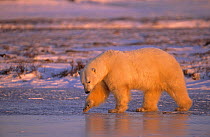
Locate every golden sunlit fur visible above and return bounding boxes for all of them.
[81,48,192,113]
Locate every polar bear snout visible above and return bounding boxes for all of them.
[85,90,90,94]
[84,86,92,94]
[83,84,94,94]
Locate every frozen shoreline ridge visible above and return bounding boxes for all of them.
[1,0,210,29]
[1,0,210,19]
[1,18,210,29]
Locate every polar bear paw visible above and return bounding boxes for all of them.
[108,109,123,113]
[136,107,146,112]
[136,107,158,112]
[108,105,128,113]
[108,108,126,113]
[175,107,188,111]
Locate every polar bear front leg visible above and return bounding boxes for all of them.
[108,88,130,113]
[136,90,162,112]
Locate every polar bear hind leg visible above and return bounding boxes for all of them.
[167,85,192,111]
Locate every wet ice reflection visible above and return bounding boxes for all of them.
[85,113,208,137]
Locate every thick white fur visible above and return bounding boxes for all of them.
[80,48,192,113]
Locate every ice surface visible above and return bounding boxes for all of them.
[0,88,210,136]
[0,113,210,137]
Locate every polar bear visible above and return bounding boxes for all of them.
[80,48,192,113]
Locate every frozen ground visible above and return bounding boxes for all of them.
[0,29,209,90]
[0,0,210,136]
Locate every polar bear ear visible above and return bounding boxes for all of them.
[91,68,96,73]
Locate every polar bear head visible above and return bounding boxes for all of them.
[80,67,98,94]
[80,58,108,94]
